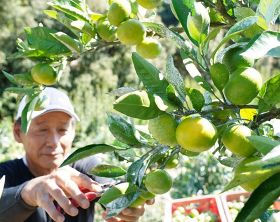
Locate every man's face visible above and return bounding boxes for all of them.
[17,111,75,175]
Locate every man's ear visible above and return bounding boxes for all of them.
[13,122,23,143]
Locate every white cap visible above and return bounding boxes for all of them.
[16,87,80,121]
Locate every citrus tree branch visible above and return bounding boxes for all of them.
[254,108,280,126]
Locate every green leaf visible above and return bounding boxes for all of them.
[2,71,17,85]
[223,160,277,191]
[89,164,126,178]
[48,2,90,23]
[248,135,280,155]
[113,90,162,120]
[242,31,280,60]
[20,95,40,133]
[186,2,210,44]
[25,27,71,56]
[209,63,229,91]
[143,22,192,53]
[235,172,280,222]
[166,84,183,107]
[186,88,205,112]
[0,176,5,199]
[70,20,95,37]
[126,158,145,185]
[61,144,117,166]
[5,87,34,95]
[14,73,36,86]
[171,0,197,45]
[43,10,80,37]
[107,113,141,146]
[51,32,82,53]
[165,55,186,104]
[257,0,280,25]
[246,145,280,171]
[180,50,213,93]
[211,16,260,61]
[132,53,169,100]
[258,73,280,113]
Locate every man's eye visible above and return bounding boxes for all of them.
[39,129,48,132]
[59,128,68,132]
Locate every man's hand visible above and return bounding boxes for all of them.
[102,199,155,222]
[21,166,102,222]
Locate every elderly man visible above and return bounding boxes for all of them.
[0,87,149,222]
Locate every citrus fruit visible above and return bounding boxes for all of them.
[129,196,147,208]
[176,116,217,152]
[222,46,254,72]
[136,0,162,9]
[224,67,262,105]
[129,190,155,208]
[221,124,256,157]
[31,63,57,86]
[186,2,210,43]
[136,38,162,59]
[165,154,179,169]
[209,63,229,91]
[148,113,177,147]
[107,0,131,26]
[96,19,117,42]
[144,169,172,194]
[98,182,129,205]
[140,191,155,200]
[158,153,179,169]
[180,149,200,157]
[117,19,146,45]
[234,156,273,191]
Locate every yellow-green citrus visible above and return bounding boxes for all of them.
[129,190,155,207]
[221,124,256,157]
[140,191,155,200]
[222,47,254,72]
[148,113,177,147]
[176,116,217,152]
[234,156,273,191]
[144,169,172,195]
[117,19,146,45]
[158,153,179,169]
[96,19,117,42]
[129,196,146,208]
[136,38,162,59]
[98,182,129,205]
[224,67,262,105]
[31,63,57,86]
[107,0,131,26]
[180,149,200,157]
[136,0,162,9]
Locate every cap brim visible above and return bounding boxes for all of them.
[28,106,80,122]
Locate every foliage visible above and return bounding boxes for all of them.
[2,0,280,221]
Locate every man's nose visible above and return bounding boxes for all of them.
[46,130,60,148]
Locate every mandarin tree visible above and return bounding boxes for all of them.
[2,0,280,221]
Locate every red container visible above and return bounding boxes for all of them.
[170,195,227,222]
